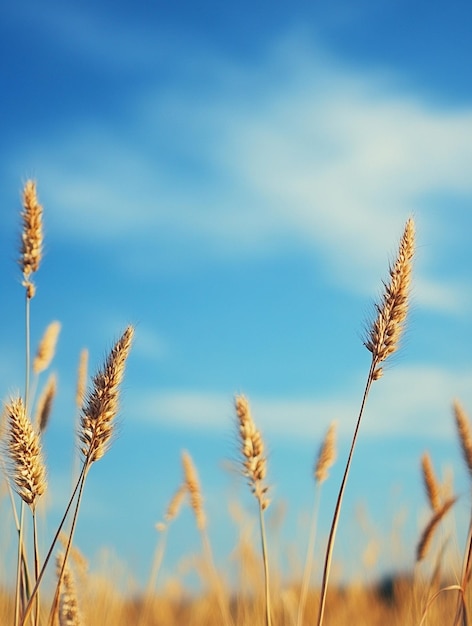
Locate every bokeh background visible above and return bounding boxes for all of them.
[1,0,472,591]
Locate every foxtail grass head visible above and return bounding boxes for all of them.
[365,217,415,378]
[20,180,43,300]
[4,396,47,510]
[314,422,337,484]
[234,394,270,510]
[80,326,134,465]
[181,451,206,531]
[34,321,61,374]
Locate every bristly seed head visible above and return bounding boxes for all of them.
[20,180,43,299]
[79,326,134,464]
[234,394,270,510]
[34,321,61,374]
[181,451,206,530]
[314,422,337,484]
[4,396,47,509]
[365,218,415,369]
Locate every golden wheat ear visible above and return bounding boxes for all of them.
[421,452,441,514]
[4,396,47,510]
[20,180,43,300]
[181,450,206,530]
[79,325,134,465]
[234,394,270,510]
[365,217,415,376]
[33,321,61,375]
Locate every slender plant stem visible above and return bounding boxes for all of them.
[47,463,91,626]
[316,360,376,626]
[15,294,33,626]
[20,462,87,626]
[258,501,272,626]
[15,503,25,626]
[32,511,40,626]
[297,484,322,626]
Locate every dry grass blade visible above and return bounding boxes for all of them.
[454,400,472,479]
[181,451,206,530]
[33,321,61,374]
[315,422,337,485]
[20,180,43,299]
[416,497,457,562]
[4,396,47,509]
[364,217,415,373]
[421,452,441,513]
[35,373,57,433]
[80,326,134,464]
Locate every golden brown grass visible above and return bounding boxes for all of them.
[4,182,472,626]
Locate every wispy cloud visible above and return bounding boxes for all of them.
[8,32,472,310]
[129,363,472,440]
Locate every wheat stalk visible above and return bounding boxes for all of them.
[181,451,233,626]
[4,396,47,626]
[317,218,415,626]
[234,394,271,626]
[298,422,337,626]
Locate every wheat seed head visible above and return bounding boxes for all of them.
[234,394,270,510]
[453,399,472,479]
[416,496,456,562]
[76,349,89,409]
[315,422,337,484]
[165,483,187,523]
[56,551,82,626]
[181,450,206,530]
[4,396,47,509]
[35,372,57,433]
[20,180,43,299]
[421,452,441,514]
[34,320,61,374]
[80,325,134,464]
[365,217,415,371]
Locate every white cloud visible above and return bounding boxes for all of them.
[9,33,472,311]
[129,364,472,441]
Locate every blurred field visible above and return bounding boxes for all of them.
[1,183,471,626]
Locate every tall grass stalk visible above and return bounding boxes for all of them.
[234,395,271,626]
[297,422,336,626]
[316,218,415,626]
[181,451,233,626]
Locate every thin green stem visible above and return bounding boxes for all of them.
[316,360,376,626]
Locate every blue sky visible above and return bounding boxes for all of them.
[1,0,472,591]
